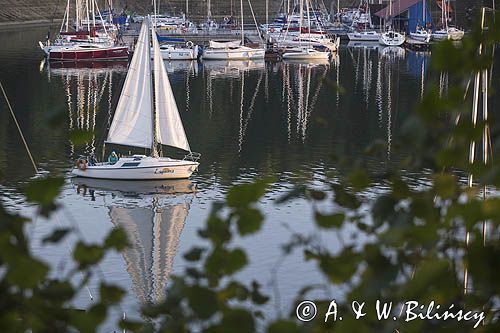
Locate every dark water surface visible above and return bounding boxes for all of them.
[0,27,433,330]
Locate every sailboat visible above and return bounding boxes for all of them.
[282,0,331,60]
[409,0,431,43]
[40,0,129,61]
[72,18,200,180]
[378,0,405,46]
[202,0,265,60]
[431,0,464,41]
[152,0,199,60]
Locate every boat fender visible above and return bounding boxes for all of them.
[186,41,194,48]
[76,159,88,171]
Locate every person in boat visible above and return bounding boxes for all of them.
[88,154,98,166]
[108,151,119,165]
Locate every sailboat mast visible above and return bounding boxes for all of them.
[241,0,244,44]
[299,0,303,47]
[266,0,269,27]
[149,19,158,157]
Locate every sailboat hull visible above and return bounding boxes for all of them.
[72,156,199,180]
[202,47,265,60]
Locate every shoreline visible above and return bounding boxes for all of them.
[0,19,62,30]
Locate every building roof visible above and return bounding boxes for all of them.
[374,0,421,19]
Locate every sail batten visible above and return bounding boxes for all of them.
[152,29,191,152]
[106,21,153,149]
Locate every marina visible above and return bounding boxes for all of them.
[0,0,498,332]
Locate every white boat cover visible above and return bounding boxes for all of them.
[152,27,191,152]
[106,21,154,149]
[209,40,241,49]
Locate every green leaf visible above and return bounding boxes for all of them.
[235,207,264,235]
[69,129,95,146]
[332,184,361,209]
[348,168,370,192]
[198,214,231,246]
[308,189,326,201]
[250,281,269,305]
[186,285,218,319]
[99,283,125,304]
[25,177,64,215]
[6,255,49,288]
[42,228,72,244]
[220,281,249,301]
[315,212,345,229]
[219,308,255,333]
[227,178,272,208]
[205,247,248,279]
[267,319,301,333]
[433,173,457,199]
[73,242,105,268]
[184,247,205,261]
[104,228,129,251]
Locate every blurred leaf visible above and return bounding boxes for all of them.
[235,207,264,236]
[198,215,231,246]
[276,185,307,204]
[100,283,125,304]
[315,212,345,229]
[69,129,95,146]
[104,228,129,251]
[205,247,248,279]
[219,308,255,333]
[308,189,326,201]
[42,228,72,244]
[186,285,218,319]
[184,247,205,261]
[348,168,370,192]
[6,255,49,289]
[332,185,361,209]
[250,281,269,305]
[267,319,301,333]
[25,177,64,216]
[73,242,105,268]
[433,173,457,199]
[227,178,272,208]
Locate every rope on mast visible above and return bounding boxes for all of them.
[0,80,38,174]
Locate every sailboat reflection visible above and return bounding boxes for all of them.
[202,60,265,78]
[110,201,189,305]
[45,61,127,158]
[72,178,196,305]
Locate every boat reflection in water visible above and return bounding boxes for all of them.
[72,177,196,306]
[202,60,265,78]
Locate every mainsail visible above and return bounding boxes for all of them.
[106,21,153,149]
[152,28,191,152]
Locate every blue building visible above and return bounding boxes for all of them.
[374,0,434,34]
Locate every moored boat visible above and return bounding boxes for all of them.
[72,18,200,180]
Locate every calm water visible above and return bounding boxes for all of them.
[0,27,431,330]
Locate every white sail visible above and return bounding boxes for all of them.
[152,29,191,152]
[106,21,153,149]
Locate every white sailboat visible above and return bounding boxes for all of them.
[378,0,405,46]
[347,30,381,41]
[409,0,431,42]
[432,0,464,41]
[72,18,200,180]
[282,0,331,60]
[201,0,265,60]
[151,0,199,60]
